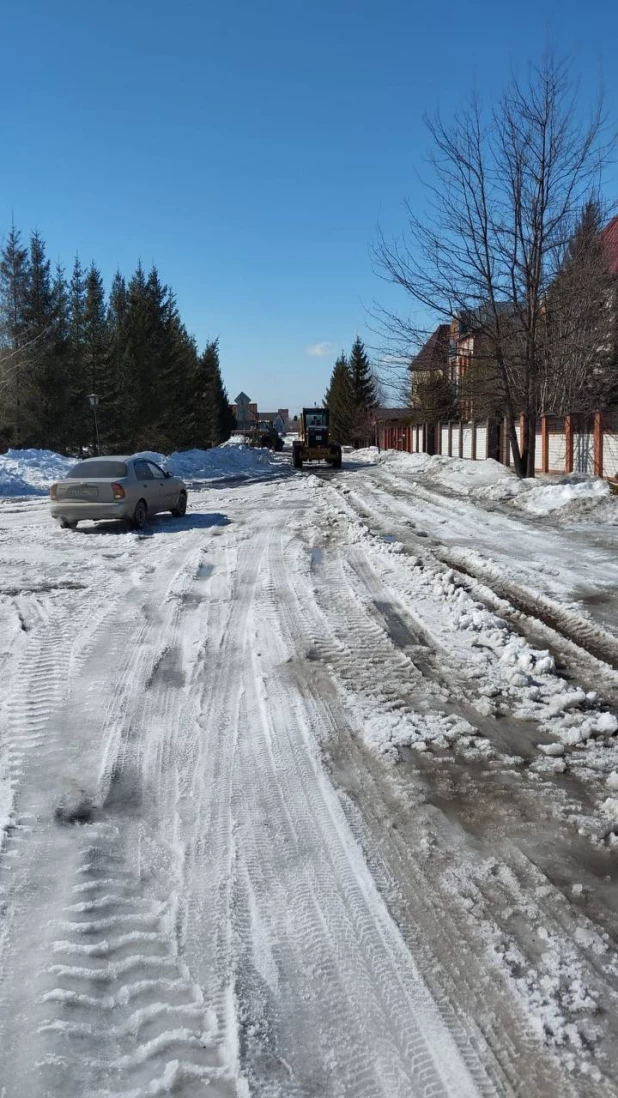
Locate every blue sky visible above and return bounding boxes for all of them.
[1,0,617,412]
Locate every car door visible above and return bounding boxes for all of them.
[133,459,155,511]
[146,461,170,513]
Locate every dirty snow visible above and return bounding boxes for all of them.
[353,448,614,519]
[1,448,618,1094]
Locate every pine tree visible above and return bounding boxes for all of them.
[348,336,377,408]
[23,231,57,447]
[0,227,233,455]
[120,262,153,449]
[325,353,355,444]
[67,257,88,451]
[197,340,233,446]
[50,264,72,450]
[81,263,112,451]
[106,271,131,450]
[347,337,378,448]
[0,225,30,447]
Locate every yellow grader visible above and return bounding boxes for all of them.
[292,408,342,469]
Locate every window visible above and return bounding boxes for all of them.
[147,462,166,479]
[67,460,128,479]
[134,460,154,480]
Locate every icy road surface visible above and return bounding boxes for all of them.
[1,460,618,1097]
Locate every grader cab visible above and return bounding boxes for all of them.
[292,408,342,469]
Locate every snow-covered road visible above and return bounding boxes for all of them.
[1,456,618,1097]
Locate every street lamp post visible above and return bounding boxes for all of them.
[87,393,101,455]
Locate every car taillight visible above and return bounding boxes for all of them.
[112,483,125,500]
[50,484,57,500]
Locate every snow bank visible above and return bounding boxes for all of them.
[137,444,285,483]
[0,443,286,498]
[367,450,613,519]
[0,449,74,497]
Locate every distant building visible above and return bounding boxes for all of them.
[229,394,289,435]
[258,409,289,434]
[230,392,258,432]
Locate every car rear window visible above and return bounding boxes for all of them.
[67,460,128,479]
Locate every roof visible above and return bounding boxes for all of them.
[601,216,618,276]
[411,324,450,372]
[234,391,251,404]
[76,454,131,462]
[373,407,410,422]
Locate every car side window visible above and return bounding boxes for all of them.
[147,462,166,479]
[134,460,153,480]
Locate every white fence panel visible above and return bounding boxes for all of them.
[548,433,566,473]
[462,425,473,459]
[535,433,543,472]
[441,426,449,455]
[604,432,618,478]
[451,431,460,458]
[475,425,487,459]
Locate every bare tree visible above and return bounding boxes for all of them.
[373,52,612,477]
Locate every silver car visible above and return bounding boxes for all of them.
[50,456,188,530]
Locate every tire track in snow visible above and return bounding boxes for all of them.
[265,528,580,1097]
[221,521,488,1096]
[0,521,243,1097]
[334,471,618,689]
[38,820,230,1098]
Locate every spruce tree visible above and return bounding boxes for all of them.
[0,225,30,447]
[50,264,72,450]
[325,353,355,444]
[0,228,233,455]
[67,257,88,451]
[198,340,233,446]
[82,264,112,451]
[348,337,378,448]
[121,262,152,449]
[23,231,57,447]
[106,271,129,449]
[348,337,377,408]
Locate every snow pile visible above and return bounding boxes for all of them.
[477,471,611,515]
[220,434,250,447]
[0,449,74,497]
[363,449,613,519]
[159,444,285,482]
[0,444,287,499]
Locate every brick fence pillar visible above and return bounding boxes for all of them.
[594,412,603,478]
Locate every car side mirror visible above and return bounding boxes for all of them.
[164,471,171,478]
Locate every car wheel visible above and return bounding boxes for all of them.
[59,517,77,530]
[171,491,187,518]
[133,499,148,529]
